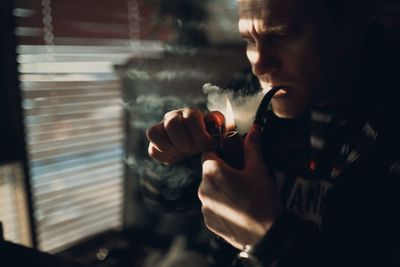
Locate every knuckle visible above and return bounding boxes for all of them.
[197,185,206,200]
[146,123,161,142]
[184,111,209,144]
[182,108,202,120]
[148,144,174,165]
[163,110,180,121]
[202,171,213,182]
[201,206,211,219]
[163,110,175,119]
[163,115,181,132]
[202,160,218,176]
[201,207,214,230]
[148,144,160,159]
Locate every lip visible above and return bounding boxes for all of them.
[270,86,290,98]
[274,88,288,98]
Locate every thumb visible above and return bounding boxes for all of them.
[201,150,220,164]
[201,151,231,176]
[244,124,264,167]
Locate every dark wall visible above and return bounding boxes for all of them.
[0,0,24,163]
[1,1,38,248]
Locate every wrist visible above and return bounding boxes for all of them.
[236,244,264,267]
[235,210,295,267]
[251,205,283,245]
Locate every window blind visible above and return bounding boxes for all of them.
[12,0,153,252]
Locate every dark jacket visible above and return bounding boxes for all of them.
[239,106,400,267]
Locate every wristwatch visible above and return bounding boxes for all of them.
[235,244,264,267]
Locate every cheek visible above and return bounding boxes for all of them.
[246,47,259,65]
[278,39,324,108]
[283,39,323,87]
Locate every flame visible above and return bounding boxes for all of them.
[225,95,236,131]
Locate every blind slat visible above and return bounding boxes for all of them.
[36,199,122,231]
[24,100,121,116]
[30,141,122,162]
[28,117,122,134]
[38,212,121,251]
[34,167,122,196]
[34,178,123,208]
[30,148,122,174]
[24,106,122,125]
[28,122,122,143]
[35,187,123,218]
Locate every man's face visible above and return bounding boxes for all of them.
[237,0,349,118]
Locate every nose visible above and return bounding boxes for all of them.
[247,44,281,77]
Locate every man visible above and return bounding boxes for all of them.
[146,0,400,266]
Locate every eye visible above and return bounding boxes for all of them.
[269,32,290,43]
[272,26,301,43]
[257,32,292,48]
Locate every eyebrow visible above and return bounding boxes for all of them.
[237,0,273,13]
[239,22,289,38]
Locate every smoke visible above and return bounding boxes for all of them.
[124,93,203,201]
[124,84,268,200]
[202,83,267,135]
[125,155,197,201]
[123,94,205,130]
[126,69,214,82]
[124,83,268,134]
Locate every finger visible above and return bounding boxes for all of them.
[163,110,196,154]
[201,151,223,166]
[201,151,234,187]
[207,111,225,127]
[244,124,264,168]
[201,151,224,185]
[148,143,184,165]
[204,111,225,136]
[146,123,176,153]
[181,108,212,147]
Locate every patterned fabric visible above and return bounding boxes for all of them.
[261,101,378,226]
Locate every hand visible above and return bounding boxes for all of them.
[146,108,224,165]
[198,125,283,249]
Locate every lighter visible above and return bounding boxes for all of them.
[205,105,244,169]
